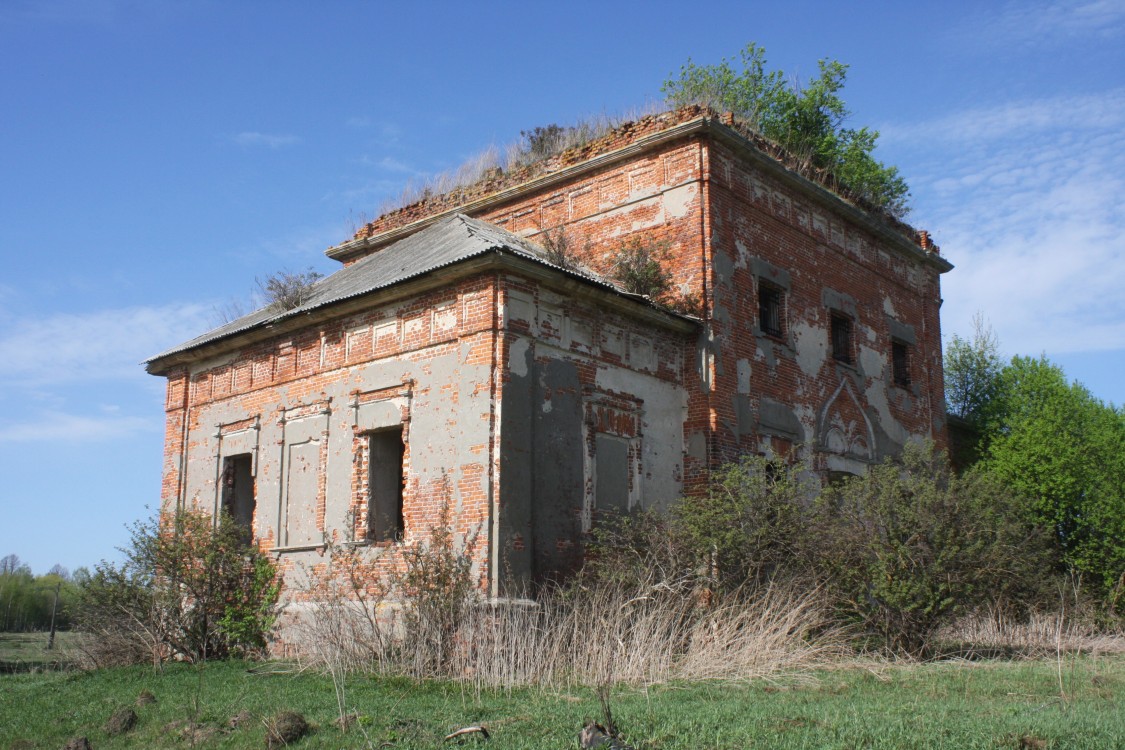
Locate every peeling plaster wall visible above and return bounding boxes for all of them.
[478,139,708,310]
[496,277,689,589]
[155,120,950,648]
[161,276,501,622]
[706,139,946,470]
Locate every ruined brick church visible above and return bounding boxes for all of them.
[146,106,951,597]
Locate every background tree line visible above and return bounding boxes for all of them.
[0,555,83,632]
[945,317,1125,603]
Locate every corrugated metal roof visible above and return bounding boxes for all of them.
[145,214,631,366]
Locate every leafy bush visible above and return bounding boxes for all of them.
[658,444,1052,656]
[811,443,1052,655]
[75,510,280,664]
[672,455,815,593]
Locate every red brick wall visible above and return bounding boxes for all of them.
[346,120,947,479]
[163,274,502,590]
[704,138,947,467]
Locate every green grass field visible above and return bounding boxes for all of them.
[0,631,80,673]
[1,656,1123,749]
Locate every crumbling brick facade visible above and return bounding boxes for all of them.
[147,108,951,632]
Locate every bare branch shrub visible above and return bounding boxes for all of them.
[536,225,582,270]
[610,238,672,298]
[257,268,324,312]
[395,517,477,677]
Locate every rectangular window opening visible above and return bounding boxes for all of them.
[892,340,911,387]
[831,313,853,364]
[367,428,405,542]
[758,280,784,338]
[221,453,255,543]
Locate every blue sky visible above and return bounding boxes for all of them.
[1,0,1122,575]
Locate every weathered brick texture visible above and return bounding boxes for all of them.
[151,107,950,645]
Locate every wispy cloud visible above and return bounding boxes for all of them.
[230,131,300,149]
[981,0,1125,44]
[0,0,187,26]
[0,410,155,443]
[888,90,1125,358]
[225,222,344,269]
[0,302,214,385]
[882,89,1125,144]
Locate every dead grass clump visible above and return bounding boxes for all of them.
[373,106,660,218]
[673,585,844,681]
[939,608,1125,657]
[103,706,138,735]
[296,564,839,689]
[265,711,309,749]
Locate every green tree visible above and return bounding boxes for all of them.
[76,511,281,663]
[981,356,1125,597]
[944,314,1003,425]
[662,43,910,218]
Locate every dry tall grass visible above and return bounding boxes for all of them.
[371,106,660,219]
[293,574,842,689]
[939,608,1125,657]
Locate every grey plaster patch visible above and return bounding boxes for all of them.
[888,317,916,345]
[749,257,792,290]
[734,238,750,269]
[662,183,697,219]
[792,321,826,378]
[712,245,735,282]
[509,337,531,377]
[758,397,804,441]
[821,288,857,318]
[736,359,752,394]
[734,394,753,439]
[531,358,585,582]
[711,299,731,327]
[687,432,707,462]
[858,344,884,383]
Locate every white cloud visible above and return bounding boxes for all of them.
[986,0,1125,43]
[882,90,1125,145]
[889,90,1125,358]
[230,131,300,149]
[0,302,214,385]
[0,410,155,443]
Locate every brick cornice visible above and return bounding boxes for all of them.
[329,115,952,274]
[146,250,697,375]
